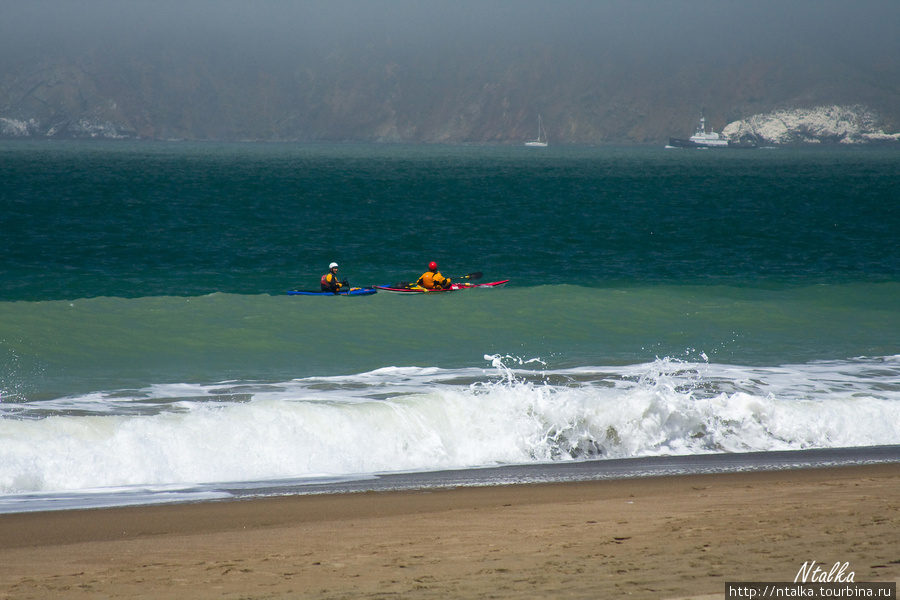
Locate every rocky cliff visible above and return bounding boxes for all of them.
[722,106,900,146]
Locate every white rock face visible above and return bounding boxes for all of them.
[723,105,900,145]
[0,117,40,137]
[0,116,133,139]
[68,119,130,139]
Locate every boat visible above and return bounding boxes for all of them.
[287,287,377,296]
[374,280,510,294]
[525,115,548,147]
[667,114,754,149]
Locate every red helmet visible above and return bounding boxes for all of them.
[428,261,438,271]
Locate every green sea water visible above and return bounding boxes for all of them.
[2,141,899,399]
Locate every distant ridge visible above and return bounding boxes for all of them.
[1,5,898,145]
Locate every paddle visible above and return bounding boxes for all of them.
[383,272,482,290]
[400,272,482,284]
[455,271,483,281]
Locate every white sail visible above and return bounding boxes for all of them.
[525,115,548,147]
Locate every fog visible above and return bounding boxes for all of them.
[4,0,899,63]
[2,0,899,142]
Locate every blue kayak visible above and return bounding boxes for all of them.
[287,287,377,296]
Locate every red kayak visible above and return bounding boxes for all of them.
[374,280,509,293]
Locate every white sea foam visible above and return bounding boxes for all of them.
[1,356,899,497]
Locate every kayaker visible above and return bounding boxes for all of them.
[320,262,347,293]
[417,261,452,290]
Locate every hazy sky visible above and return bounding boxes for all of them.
[4,0,900,62]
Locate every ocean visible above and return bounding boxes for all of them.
[1,140,899,513]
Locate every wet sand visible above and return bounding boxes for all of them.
[1,464,898,599]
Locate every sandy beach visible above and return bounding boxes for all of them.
[1,464,898,599]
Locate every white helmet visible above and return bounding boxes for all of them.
[329,262,339,269]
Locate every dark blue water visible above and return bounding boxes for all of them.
[3,142,898,300]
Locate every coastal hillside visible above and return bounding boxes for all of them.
[1,2,899,144]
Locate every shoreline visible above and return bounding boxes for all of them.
[4,444,899,515]
[2,463,898,599]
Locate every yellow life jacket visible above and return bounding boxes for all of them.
[321,272,342,292]
[418,271,449,289]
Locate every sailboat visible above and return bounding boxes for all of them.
[525,115,548,147]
